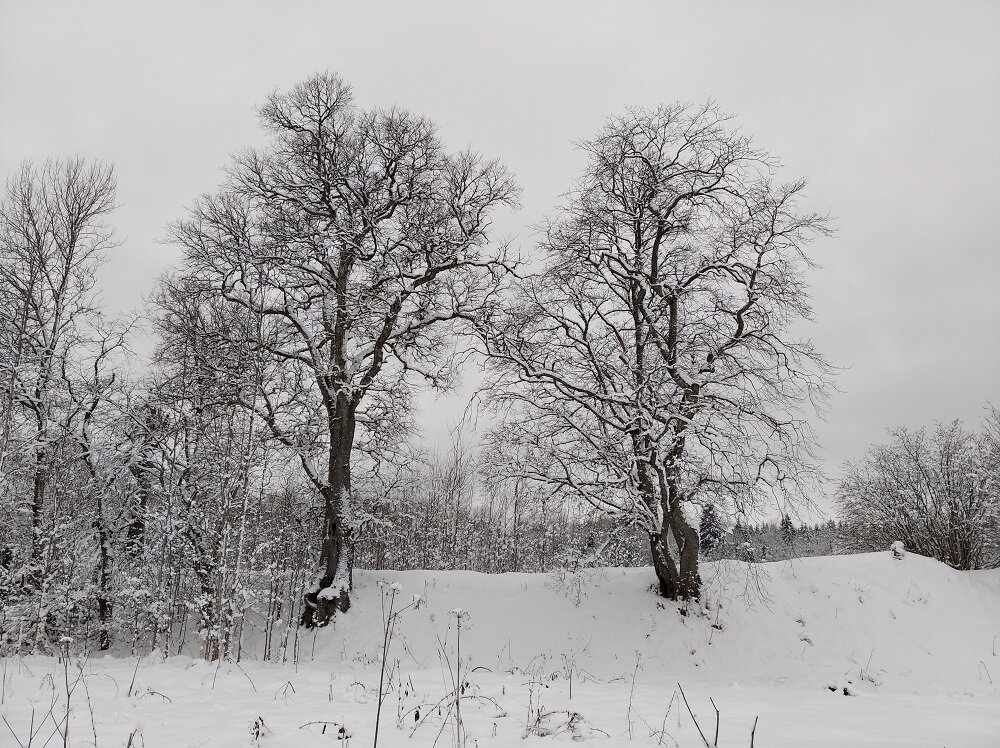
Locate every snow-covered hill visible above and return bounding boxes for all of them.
[324,553,1000,697]
[3,552,998,746]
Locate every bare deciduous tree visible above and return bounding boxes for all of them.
[0,158,117,571]
[481,103,830,600]
[170,73,518,624]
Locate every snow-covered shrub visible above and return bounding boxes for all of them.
[547,535,611,607]
[837,419,1000,570]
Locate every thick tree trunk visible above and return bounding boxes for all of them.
[668,504,701,600]
[648,467,702,601]
[649,518,701,601]
[126,456,153,557]
[649,530,681,598]
[652,432,702,600]
[27,443,48,586]
[94,493,113,651]
[301,398,356,628]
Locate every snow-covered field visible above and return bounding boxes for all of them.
[2,552,998,747]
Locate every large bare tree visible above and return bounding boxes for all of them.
[481,104,830,600]
[171,73,518,624]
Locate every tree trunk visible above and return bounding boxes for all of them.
[301,398,356,628]
[668,504,701,600]
[649,516,701,601]
[126,455,153,557]
[181,506,222,660]
[648,431,702,600]
[648,465,702,601]
[649,530,681,598]
[93,493,113,651]
[28,443,48,582]
[636,458,699,601]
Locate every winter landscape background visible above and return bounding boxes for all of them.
[1,2,998,746]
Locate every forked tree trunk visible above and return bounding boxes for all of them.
[649,437,702,600]
[649,530,681,598]
[669,503,701,599]
[638,455,702,601]
[648,486,702,601]
[649,517,701,601]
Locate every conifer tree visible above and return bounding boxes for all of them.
[699,504,724,554]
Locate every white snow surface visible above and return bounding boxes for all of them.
[3,552,998,746]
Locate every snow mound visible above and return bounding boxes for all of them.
[313,552,1000,697]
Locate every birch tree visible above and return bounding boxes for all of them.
[171,73,518,625]
[481,104,830,600]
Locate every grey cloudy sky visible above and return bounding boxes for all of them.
[2,1,999,509]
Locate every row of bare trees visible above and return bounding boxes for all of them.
[0,158,311,658]
[0,71,840,655]
[0,158,127,651]
[354,436,650,574]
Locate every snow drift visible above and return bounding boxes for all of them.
[319,552,1000,697]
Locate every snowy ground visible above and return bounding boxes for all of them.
[2,553,998,747]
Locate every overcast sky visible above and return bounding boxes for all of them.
[2,1,998,512]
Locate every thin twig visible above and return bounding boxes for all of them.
[677,682,709,747]
[709,696,720,746]
[127,656,141,698]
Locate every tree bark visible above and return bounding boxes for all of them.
[649,530,681,598]
[126,448,155,557]
[301,395,356,628]
[649,515,701,602]
[29,443,48,577]
[668,505,701,600]
[647,462,702,601]
[93,498,113,651]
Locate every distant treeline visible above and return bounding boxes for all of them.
[703,517,842,563]
[353,448,845,573]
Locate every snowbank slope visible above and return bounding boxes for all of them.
[317,552,1000,697]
